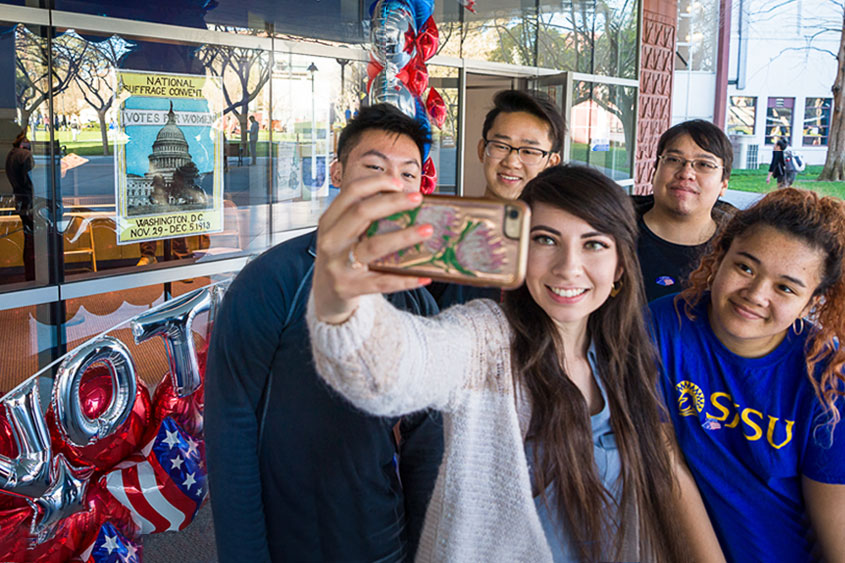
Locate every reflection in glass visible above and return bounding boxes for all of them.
[429,66,459,194]
[268,53,349,238]
[727,96,756,136]
[765,97,793,145]
[539,0,638,78]
[460,5,539,66]
[569,81,635,181]
[802,97,831,146]
[1,23,56,289]
[45,29,273,279]
[675,0,717,72]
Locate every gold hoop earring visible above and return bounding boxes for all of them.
[793,317,805,335]
[610,280,622,298]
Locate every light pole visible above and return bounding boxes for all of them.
[307,62,318,186]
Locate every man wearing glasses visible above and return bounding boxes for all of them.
[429,90,564,307]
[477,90,564,201]
[635,119,735,302]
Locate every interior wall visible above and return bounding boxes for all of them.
[462,73,519,197]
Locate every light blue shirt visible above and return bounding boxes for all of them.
[525,342,622,562]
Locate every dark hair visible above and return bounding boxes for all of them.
[503,164,688,563]
[775,138,788,150]
[336,103,430,165]
[681,188,845,425]
[655,119,733,180]
[481,90,565,153]
[12,130,27,148]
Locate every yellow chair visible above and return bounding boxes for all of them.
[63,214,97,272]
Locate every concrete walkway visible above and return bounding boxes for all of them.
[721,189,764,210]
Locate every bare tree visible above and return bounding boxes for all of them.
[196,29,271,155]
[744,0,844,180]
[15,25,88,132]
[484,1,638,165]
[73,35,133,155]
[819,7,844,180]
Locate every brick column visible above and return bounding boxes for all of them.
[634,0,677,194]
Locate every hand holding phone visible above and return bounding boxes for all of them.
[366,195,530,288]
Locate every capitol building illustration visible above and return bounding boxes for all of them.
[126,102,208,215]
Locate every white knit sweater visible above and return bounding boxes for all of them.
[307,293,553,562]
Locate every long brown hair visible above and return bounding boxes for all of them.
[503,165,688,562]
[680,187,845,425]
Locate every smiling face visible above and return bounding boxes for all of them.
[709,225,824,357]
[525,202,621,337]
[652,133,728,220]
[330,129,422,193]
[478,111,560,201]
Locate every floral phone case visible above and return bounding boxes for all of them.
[366,194,530,288]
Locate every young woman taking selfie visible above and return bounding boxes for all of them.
[650,188,845,561]
[307,164,721,562]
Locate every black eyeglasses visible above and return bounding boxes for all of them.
[483,139,551,166]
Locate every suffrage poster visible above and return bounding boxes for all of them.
[114,70,224,244]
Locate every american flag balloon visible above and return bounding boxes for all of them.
[101,417,207,534]
[77,521,141,563]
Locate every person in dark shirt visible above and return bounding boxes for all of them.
[635,120,735,302]
[204,104,443,562]
[766,138,794,188]
[5,130,35,281]
[430,89,565,307]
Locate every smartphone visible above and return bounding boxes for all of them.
[365,194,530,288]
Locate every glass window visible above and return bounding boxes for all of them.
[49,27,272,280]
[802,97,831,146]
[538,0,638,78]
[569,80,635,181]
[460,5,539,66]
[727,96,756,135]
[765,97,794,145]
[428,66,460,195]
[0,303,49,392]
[675,0,718,71]
[1,23,57,291]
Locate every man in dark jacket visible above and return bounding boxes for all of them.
[205,104,443,562]
[635,119,736,302]
[5,130,35,280]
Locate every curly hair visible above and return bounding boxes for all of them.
[679,188,845,424]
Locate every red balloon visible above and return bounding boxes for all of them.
[416,16,439,61]
[426,88,447,129]
[26,480,137,563]
[148,377,204,444]
[48,368,152,471]
[0,410,28,511]
[147,345,207,443]
[421,158,437,195]
[86,480,137,540]
[0,505,31,563]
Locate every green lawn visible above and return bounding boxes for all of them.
[729,165,845,199]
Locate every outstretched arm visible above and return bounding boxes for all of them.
[803,477,845,562]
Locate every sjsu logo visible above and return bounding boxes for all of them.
[674,382,796,449]
[676,380,705,416]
